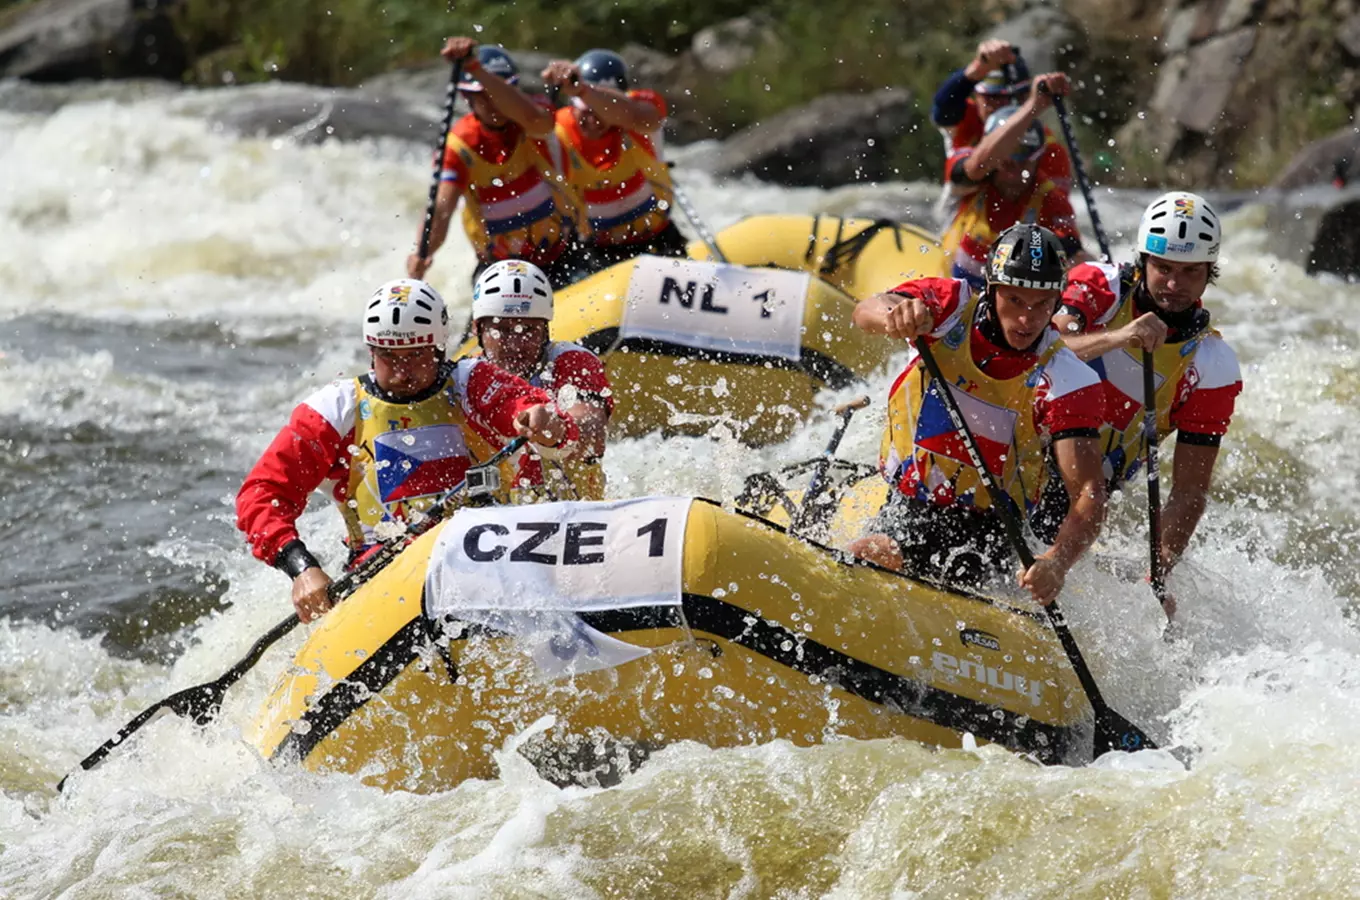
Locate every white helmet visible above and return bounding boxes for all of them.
[1136,191,1221,263]
[363,279,449,350]
[471,260,553,321]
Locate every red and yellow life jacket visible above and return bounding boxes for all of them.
[555,107,673,247]
[941,179,1059,286]
[880,293,1060,513]
[446,120,584,264]
[1088,292,1219,485]
[342,373,516,549]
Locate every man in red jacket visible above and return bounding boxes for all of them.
[236,278,578,622]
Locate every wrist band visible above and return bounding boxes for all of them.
[275,540,322,579]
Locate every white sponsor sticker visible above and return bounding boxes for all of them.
[620,256,809,362]
[424,497,694,679]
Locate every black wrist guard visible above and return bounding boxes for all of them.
[274,540,322,579]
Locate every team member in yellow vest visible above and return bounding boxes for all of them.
[236,278,580,622]
[941,73,1087,292]
[407,40,587,290]
[467,259,614,500]
[541,49,687,269]
[847,225,1109,605]
[1051,192,1243,595]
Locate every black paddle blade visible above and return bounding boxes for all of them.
[1094,707,1157,756]
[57,681,230,792]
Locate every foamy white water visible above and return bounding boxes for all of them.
[3,83,1360,898]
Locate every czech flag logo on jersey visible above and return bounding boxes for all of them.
[374,424,469,514]
[914,380,1019,475]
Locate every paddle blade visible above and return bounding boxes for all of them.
[57,680,230,792]
[1094,707,1157,756]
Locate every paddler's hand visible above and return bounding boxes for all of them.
[1123,311,1168,351]
[291,567,333,623]
[877,293,935,340]
[406,252,432,280]
[846,534,905,572]
[542,60,584,96]
[1018,552,1067,606]
[441,36,479,65]
[1030,73,1070,112]
[516,403,572,448]
[966,40,1016,79]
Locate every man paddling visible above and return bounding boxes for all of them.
[931,40,1071,188]
[1052,192,1243,595]
[847,224,1108,605]
[236,279,579,622]
[469,259,614,500]
[541,49,687,269]
[941,74,1086,291]
[407,40,587,290]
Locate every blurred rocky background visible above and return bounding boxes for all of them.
[4,0,1360,273]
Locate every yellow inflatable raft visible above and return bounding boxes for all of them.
[249,497,1090,794]
[453,216,945,446]
[693,214,944,301]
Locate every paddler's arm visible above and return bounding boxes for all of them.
[1159,438,1219,575]
[852,292,935,340]
[543,59,664,133]
[444,39,555,137]
[962,72,1067,181]
[236,399,347,623]
[1019,435,1107,605]
[514,402,580,453]
[1052,311,1168,361]
[558,401,608,458]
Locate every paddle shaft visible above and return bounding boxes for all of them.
[911,339,1116,715]
[790,396,870,534]
[417,59,464,262]
[58,437,527,790]
[670,176,728,263]
[1050,95,1112,263]
[1143,351,1168,603]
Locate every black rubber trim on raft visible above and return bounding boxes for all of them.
[272,593,1076,767]
[271,616,428,766]
[575,328,860,391]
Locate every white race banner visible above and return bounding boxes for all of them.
[620,256,809,361]
[424,497,694,679]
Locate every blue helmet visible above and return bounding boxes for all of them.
[575,49,628,91]
[459,45,519,92]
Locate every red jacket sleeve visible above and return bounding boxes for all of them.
[440,113,476,184]
[890,277,969,341]
[550,347,615,416]
[629,88,667,118]
[460,359,581,445]
[235,404,348,566]
[1060,262,1122,331]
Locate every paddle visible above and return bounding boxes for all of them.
[417,57,465,267]
[912,338,1155,756]
[790,395,870,535]
[57,437,526,791]
[669,173,728,263]
[1050,92,1171,615]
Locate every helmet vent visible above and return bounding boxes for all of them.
[391,309,401,325]
[414,316,431,325]
[513,277,522,293]
[415,299,432,311]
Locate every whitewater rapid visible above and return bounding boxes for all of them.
[3,84,1360,898]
